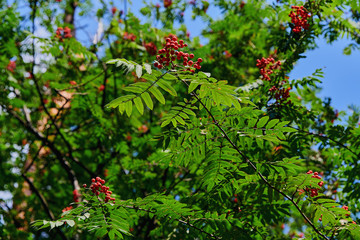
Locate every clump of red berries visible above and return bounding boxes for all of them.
[55,27,72,42]
[111,6,117,15]
[144,42,157,56]
[342,205,351,217]
[256,57,281,81]
[123,32,136,42]
[289,6,310,33]
[6,60,16,72]
[224,50,232,59]
[62,206,73,213]
[305,170,324,197]
[87,176,115,203]
[256,56,292,106]
[271,86,291,106]
[154,35,202,72]
[164,0,172,8]
[73,189,81,202]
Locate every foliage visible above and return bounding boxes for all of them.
[1,0,360,239]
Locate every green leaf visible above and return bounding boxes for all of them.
[175,116,185,125]
[95,228,108,238]
[118,103,125,114]
[279,127,297,133]
[141,92,153,110]
[171,119,177,127]
[188,82,199,93]
[267,119,279,129]
[133,97,144,115]
[125,101,133,117]
[232,98,241,110]
[257,116,269,128]
[149,87,165,104]
[157,79,177,96]
[162,73,177,80]
[161,119,172,127]
[108,229,115,240]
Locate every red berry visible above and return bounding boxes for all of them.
[197,58,203,63]
[83,184,87,188]
[189,53,194,59]
[91,178,95,182]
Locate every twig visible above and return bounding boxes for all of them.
[178,76,329,240]
[21,173,67,240]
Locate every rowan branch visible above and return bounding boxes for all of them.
[21,173,67,240]
[178,76,329,240]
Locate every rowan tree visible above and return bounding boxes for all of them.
[1,0,360,239]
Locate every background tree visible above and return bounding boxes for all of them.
[1,0,360,239]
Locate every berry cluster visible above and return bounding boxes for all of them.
[331,109,339,124]
[73,189,81,202]
[256,57,281,81]
[256,56,292,106]
[62,206,73,213]
[123,32,136,42]
[164,0,172,8]
[289,6,310,33]
[224,50,232,59]
[86,176,115,203]
[270,86,291,105]
[342,205,351,217]
[55,27,72,41]
[144,42,157,56]
[111,6,117,15]
[6,60,16,73]
[306,170,323,197]
[154,35,202,72]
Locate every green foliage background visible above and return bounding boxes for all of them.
[1,0,360,239]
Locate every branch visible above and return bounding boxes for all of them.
[121,204,220,239]
[178,76,329,240]
[295,127,360,160]
[21,173,67,240]
[5,107,81,192]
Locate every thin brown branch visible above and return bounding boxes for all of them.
[5,107,81,192]
[178,76,329,240]
[121,204,220,239]
[21,173,67,240]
